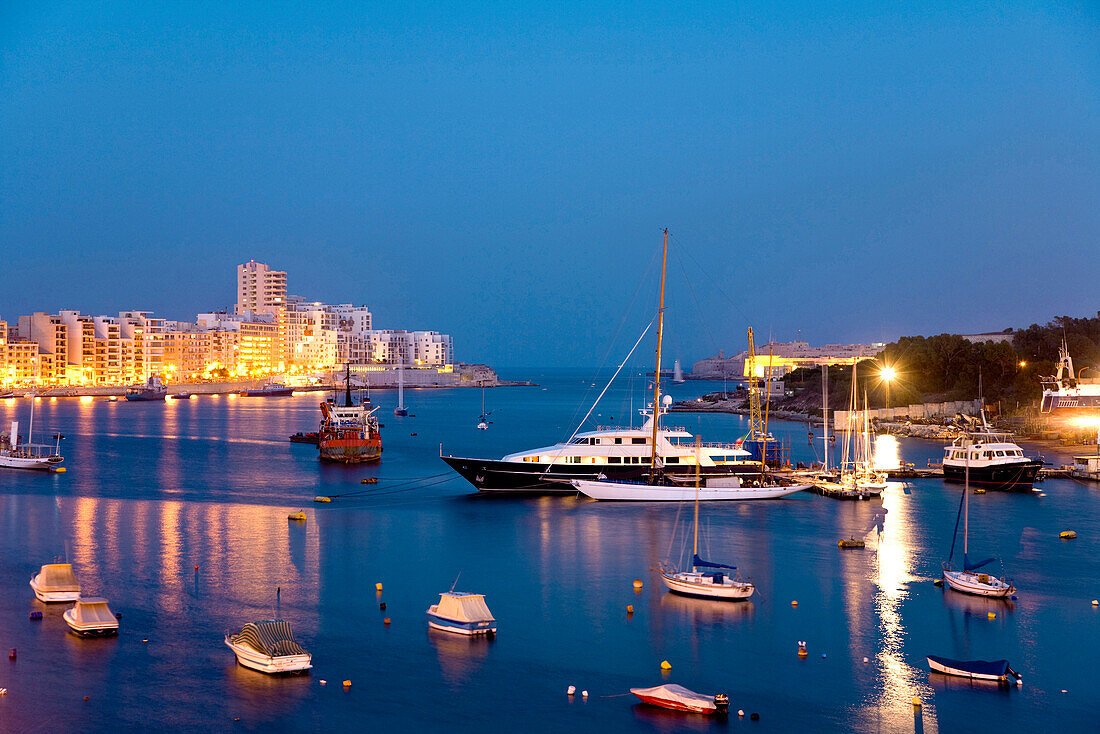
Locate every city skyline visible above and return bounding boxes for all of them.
[2,2,1097,367]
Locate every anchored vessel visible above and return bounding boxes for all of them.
[927,656,1022,685]
[243,382,293,397]
[225,620,312,674]
[318,366,381,464]
[630,684,730,715]
[29,563,81,602]
[125,376,168,401]
[942,452,1015,597]
[64,598,119,637]
[1,397,64,471]
[426,591,497,635]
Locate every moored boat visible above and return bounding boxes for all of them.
[630,684,729,715]
[426,591,497,635]
[942,450,1016,597]
[225,620,312,674]
[1,413,64,471]
[572,475,810,501]
[927,655,1022,685]
[289,431,319,445]
[1040,339,1100,416]
[243,382,293,397]
[318,365,381,464]
[63,598,119,637]
[29,563,81,602]
[125,376,168,401]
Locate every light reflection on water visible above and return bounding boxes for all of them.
[0,377,1096,732]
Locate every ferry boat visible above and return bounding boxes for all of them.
[125,376,167,401]
[442,405,757,494]
[318,366,381,463]
[1040,340,1100,416]
[243,382,293,397]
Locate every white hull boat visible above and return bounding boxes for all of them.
[660,569,754,600]
[927,655,1022,685]
[30,563,81,603]
[63,598,119,637]
[426,591,497,636]
[572,477,810,501]
[942,569,1014,597]
[225,620,312,674]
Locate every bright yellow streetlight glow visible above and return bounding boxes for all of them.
[880,366,896,382]
[1019,361,1027,368]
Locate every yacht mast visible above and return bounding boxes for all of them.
[648,228,668,476]
[822,364,829,473]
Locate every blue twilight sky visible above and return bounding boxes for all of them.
[1,1,1097,368]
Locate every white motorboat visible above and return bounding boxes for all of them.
[63,598,119,637]
[942,450,1015,597]
[630,684,729,715]
[225,620,312,674]
[572,476,810,501]
[426,591,497,636]
[29,563,81,602]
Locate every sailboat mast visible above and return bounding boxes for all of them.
[649,228,668,475]
[822,364,829,472]
[692,438,701,572]
[963,447,970,557]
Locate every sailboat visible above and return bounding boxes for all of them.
[569,229,811,502]
[942,450,1015,597]
[659,444,754,600]
[0,389,64,471]
[394,360,408,417]
[476,386,492,430]
[672,360,685,383]
[813,363,886,498]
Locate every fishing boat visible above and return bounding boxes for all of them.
[1,391,64,471]
[63,598,119,637]
[243,382,293,397]
[125,376,167,401]
[630,684,729,715]
[394,362,408,416]
[426,591,497,635]
[672,360,685,384]
[29,563,81,602]
[658,459,754,599]
[225,620,312,674]
[289,431,319,445]
[318,365,381,464]
[942,451,1015,597]
[559,231,809,502]
[927,655,1022,685]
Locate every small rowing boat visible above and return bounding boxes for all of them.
[630,684,729,715]
[927,655,1022,685]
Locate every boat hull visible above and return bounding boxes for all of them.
[660,571,754,600]
[571,478,811,501]
[942,570,1014,597]
[224,638,312,674]
[442,456,779,494]
[927,656,1021,685]
[426,611,497,636]
[630,691,717,715]
[29,577,79,603]
[319,438,381,463]
[63,609,118,637]
[243,388,294,397]
[942,460,1042,491]
[0,454,63,470]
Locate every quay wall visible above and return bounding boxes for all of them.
[833,399,981,430]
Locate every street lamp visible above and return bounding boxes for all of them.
[879,365,896,411]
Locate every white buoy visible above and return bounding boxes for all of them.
[581,690,589,698]
[863,657,869,663]
[737,709,744,717]
[567,686,576,696]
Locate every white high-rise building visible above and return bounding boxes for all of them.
[236,261,287,316]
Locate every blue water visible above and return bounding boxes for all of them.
[0,372,1096,733]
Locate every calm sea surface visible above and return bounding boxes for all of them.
[0,371,1096,733]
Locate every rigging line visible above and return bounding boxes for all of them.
[666,229,757,330]
[331,475,456,501]
[328,473,455,498]
[665,494,688,562]
[540,317,656,478]
[563,239,665,435]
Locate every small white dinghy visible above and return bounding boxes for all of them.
[29,563,81,602]
[630,684,730,715]
[225,620,312,674]
[63,598,119,637]
[427,591,497,635]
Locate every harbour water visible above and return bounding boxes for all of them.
[0,372,1096,732]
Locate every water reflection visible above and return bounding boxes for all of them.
[658,592,754,625]
[631,703,723,732]
[428,627,492,685]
